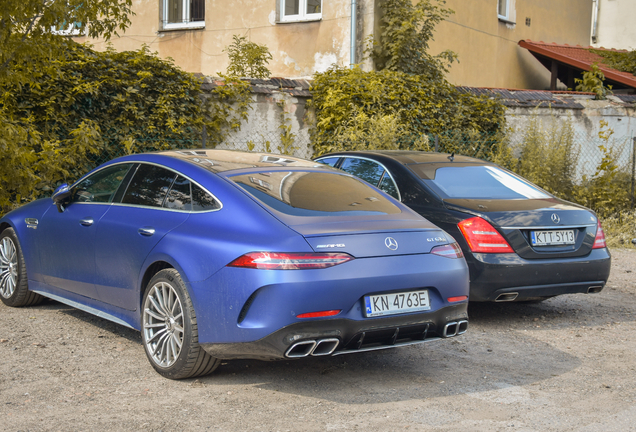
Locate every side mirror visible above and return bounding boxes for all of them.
[52,184,71,212]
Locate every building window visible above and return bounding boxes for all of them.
[497,0,515,23]
[162,0,205,30]
[280,0,322,23]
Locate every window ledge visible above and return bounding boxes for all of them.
[277,16,322,24]
[159,22,206,32]
[497,17,516,24]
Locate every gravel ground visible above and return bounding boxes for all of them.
[1,248,635,432]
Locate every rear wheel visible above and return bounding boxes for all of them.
[0,228,43,307]
[141,268,220,379]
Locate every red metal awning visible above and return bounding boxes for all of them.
[519,39,636,91]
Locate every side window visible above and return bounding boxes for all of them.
[379,174,400,200]
[316,157,340,167]
[340,158,385,187]
[164,175,192,211]
[192,184,221,211]
[71,164,133,204]
[121,164,177,208]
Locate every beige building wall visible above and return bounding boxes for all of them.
[427,0,594,90]
[592,0,636,50]
[77,0,377,78]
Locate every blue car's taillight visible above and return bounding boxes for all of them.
[227,252,354,270]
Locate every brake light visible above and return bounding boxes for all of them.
[431,242,464,259]
[457,217,514,253]
[592,220,606,249]
[227,252,353,270]
[296,310,341,318]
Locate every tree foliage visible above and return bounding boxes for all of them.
[310,0,505,157]
[575,63,611,100]
[0,40,252,215]
[310,67,505,156]
[0,0,133,86]
[591,48,636,76]
[224,35,273,79]
[370,0,457,80]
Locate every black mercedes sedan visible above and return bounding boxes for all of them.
[315,151,611,303]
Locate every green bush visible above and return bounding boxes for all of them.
[514,116,579,201]
[601,211,636,249]
[0,41,251,215]
[511,117,634,219]
[309,66,505,156]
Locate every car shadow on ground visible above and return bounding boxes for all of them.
[27,290,635,405]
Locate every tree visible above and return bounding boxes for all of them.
[0,0,133,85]
[0,0,133,215]
[310,0,506,157]
[370,0,457,80]
[224,35,273,79]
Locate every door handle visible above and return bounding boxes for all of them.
[138,227,156,236]
[80,218,94,227]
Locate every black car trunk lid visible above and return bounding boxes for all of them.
[444,198,599,259]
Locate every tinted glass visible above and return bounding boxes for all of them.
[316,157,340,167]
[192,184,221,211]
[164,175,192,211]
[414,165,550,199]
[122,164,177,207]
[379,174,400,200]
[230,171,400,216]
[340,158,384,187]
[71,164,132,203]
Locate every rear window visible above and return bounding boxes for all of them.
[410,164,550,199]
[229,171,401,216]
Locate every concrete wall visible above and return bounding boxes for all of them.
[76,0,377,78]
[506,96,636,177]
[427,0,594,90]
[592,0,636,50]
[216,92,315,159]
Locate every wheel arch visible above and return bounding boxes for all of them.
[139,260,174,310]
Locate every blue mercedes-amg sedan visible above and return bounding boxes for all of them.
[0,150,469,379]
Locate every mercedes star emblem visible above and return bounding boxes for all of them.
[385,237,398,251]
[551,213,560,224]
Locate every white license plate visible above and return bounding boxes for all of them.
[364,290,431,317]
[531,230,575,246]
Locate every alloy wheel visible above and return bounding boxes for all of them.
[143,281,185,368]
[0,237,18,299]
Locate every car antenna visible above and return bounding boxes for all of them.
[448,152,455,162]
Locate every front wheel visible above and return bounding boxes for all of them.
[141,268,220,379]
[0,228,43,307]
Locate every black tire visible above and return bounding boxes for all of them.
[0,228,43,307]
[141,268,220,379]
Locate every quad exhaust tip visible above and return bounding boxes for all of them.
[495,292,519,302]
[443,320,469,338]
[285,338,340,358]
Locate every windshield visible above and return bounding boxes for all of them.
[230,171,401,216]
[411,164,550,199]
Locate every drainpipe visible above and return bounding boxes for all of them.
[350,0,357,68]
[591,0,599,44]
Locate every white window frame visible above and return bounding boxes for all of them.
[52,22,83,36]
[279,0,322,23]
[497,0,516,23]
[162,0,205,31]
